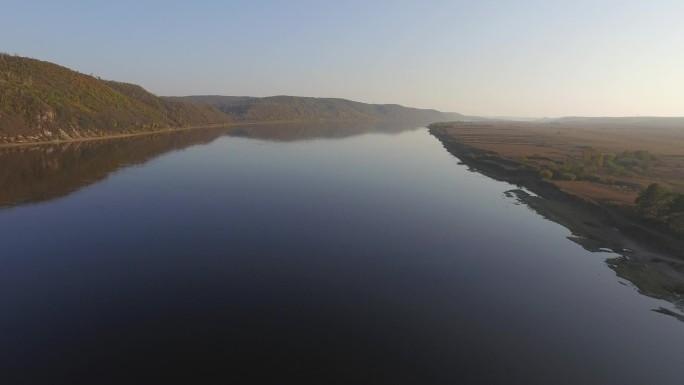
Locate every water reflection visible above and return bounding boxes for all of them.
[225,120,420,142]
[508,189,684,319]
[508,186,684,328]
[0,128,225,208]
[0,122,420,208]
[430,128,684,321]
[1,125,683,384]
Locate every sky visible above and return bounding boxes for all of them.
[2,0,683,117]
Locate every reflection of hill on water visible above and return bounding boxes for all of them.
[0,122,422,209]
[223,121,424,142]
[0,128,227,208]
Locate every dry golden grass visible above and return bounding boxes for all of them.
[553,181,638,205]
[439,120,684,202]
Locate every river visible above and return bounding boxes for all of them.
[1,122,682,384]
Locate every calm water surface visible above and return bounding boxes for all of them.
[1,123,683,384]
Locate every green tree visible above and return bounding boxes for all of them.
[635,183,673,218]
[666,194,684,216]
[666,194,684,231]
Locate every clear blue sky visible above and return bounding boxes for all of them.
[3,0,683,117]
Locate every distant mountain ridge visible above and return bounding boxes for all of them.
[3,54,681,147]
[538,116,684,127]
[167,95,465,123]
[0,54,465,145]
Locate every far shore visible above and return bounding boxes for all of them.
[0,120,330,149]
[0,119,434,149]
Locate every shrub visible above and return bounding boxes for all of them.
[538,169,553,180]
[636,183,673,218]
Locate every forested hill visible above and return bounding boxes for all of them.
[166,95,465,123]
[0,54,466,145]
[0,54,229,144]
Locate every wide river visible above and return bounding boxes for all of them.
[1,123,683,384]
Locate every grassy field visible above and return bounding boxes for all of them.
[431,120,684,204]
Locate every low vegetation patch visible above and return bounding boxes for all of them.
[536,147,657,185]
[636,183,684,233]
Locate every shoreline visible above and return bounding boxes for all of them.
[0,121,311,149]
[0,119,423,149]
[429,124,684,317]
[428,124,684,271]
[0,124,228,149]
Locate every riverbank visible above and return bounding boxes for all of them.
[429,123,684,257]
[429,124,684,313]
[0,119,423,148]
[0,123,230,148]
[0,121,323,148]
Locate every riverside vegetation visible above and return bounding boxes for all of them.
[429,121,684,318]
[429,121,684,257]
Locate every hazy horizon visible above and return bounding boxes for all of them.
[4,0,683,118]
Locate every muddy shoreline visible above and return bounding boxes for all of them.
[429,126,684,259]
[429,125,684,314]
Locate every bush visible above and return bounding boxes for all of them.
[538,169,553,180]
[636,183,673,218]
